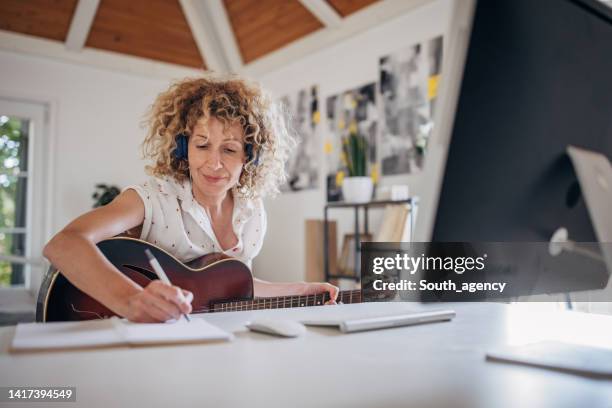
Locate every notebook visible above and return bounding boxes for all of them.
[302,309,455,333]
[11,317,232,352]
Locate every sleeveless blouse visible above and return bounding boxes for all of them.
[124,177,266,268]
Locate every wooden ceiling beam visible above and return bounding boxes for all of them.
[179,0,242,73]
[65,0,100,51]
[205,0,243,72]
[298,0,343,28]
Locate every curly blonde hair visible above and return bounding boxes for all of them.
[142,74,295,199]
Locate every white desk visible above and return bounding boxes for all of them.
[1,302,611,408]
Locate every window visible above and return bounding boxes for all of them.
[0,114,29,286]
[0,98,49,292]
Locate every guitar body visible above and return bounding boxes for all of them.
[36,237,254,322]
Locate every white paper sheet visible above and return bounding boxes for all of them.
[12,317,232,351]
[114,318,233,345]
[12,319,120,350]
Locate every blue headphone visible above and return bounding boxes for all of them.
[174,133,189,161]
[174,133,259,165]
[245,143,260,166]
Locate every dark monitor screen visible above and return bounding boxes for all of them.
[425,0,612,298]
[433,0,612,243]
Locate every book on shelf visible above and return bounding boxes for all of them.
[375,204,412,242]
[374,205,397,242]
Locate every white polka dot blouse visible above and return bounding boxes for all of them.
[124,177,266,269]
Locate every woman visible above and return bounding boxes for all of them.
[43,75,338,323]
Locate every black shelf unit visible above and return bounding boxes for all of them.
[323,198,414,282]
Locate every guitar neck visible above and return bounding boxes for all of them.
[211,289,362,313]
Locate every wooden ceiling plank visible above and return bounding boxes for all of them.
[86,0,204,69]
[240,20,319,52]
[226,1,311,36]
[237,10,321,48]
[0,0,78,42]
[237,14,304,41]
[65,0,100,51]
[298,0,342,28]
[224,0,324,63]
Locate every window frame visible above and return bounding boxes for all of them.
[0,97,52,297]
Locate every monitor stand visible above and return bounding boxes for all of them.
[549,146,612,273]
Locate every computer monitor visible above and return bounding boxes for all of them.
[413,0,612,298]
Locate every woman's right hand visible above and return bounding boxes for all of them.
[123,280,194,323]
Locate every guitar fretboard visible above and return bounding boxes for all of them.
[211,289,362,313]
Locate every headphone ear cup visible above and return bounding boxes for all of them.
[245,143,253,163]
[245,143,260,166]
[174,134,188,161]
[180,136,188,160]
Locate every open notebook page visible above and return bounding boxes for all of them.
[114,318,233,345]
[12,319,120,350]
[12,317,232,351]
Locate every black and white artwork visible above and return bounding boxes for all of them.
[280,86,320,191]
[326,83,378,173]
[325,83,378,201]
[379,36,443,175]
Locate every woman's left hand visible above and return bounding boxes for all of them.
[300,282,339,305]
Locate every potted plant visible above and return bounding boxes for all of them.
[338,123,374,203]
[92,184,120,208]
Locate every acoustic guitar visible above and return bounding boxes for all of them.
[36,237,362,322]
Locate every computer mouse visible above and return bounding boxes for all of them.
[246,319,306,338]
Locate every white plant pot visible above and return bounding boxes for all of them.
[342,176,373,203]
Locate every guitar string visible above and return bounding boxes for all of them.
[194,296,363,313]
[208,290,362,310]
[194,290,363,313]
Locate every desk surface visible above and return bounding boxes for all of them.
[1,302,611,408]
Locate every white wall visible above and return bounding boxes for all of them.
[0,50,173,234]
[253,0,455,283]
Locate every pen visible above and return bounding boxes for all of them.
[144,249,191,322]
